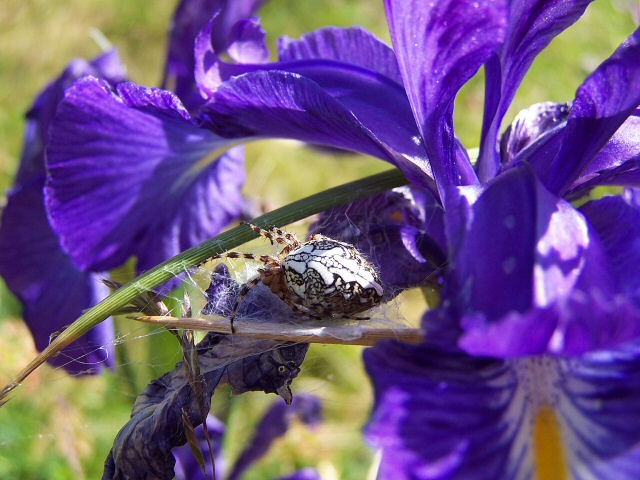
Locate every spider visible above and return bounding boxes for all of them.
[207,222,384,333]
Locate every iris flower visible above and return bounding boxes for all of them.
[7,0,640,477]
[0,0,263,372]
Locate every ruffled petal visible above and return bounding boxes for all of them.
[365,340,640,479]
[545,28,640,196]
[477,0,593,181]
[162,0,265,109]
[195,23,431,182]
[45,78,244,274]
[384,0,507,190]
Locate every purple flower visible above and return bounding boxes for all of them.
[0,0,262,371]
[24,0,640,476]
[0,51,126,373]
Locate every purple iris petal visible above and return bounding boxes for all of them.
[162,0,265,109]
[384,0,507,191]
[364,341,524,479]
[0,52,124,373]
[227,17,269,63]
[277,26,403,84]
[172,415,226,480]
[45,78,244,274]
[0,182,114,373]
[580,194,640,304]
[196,24,432,183]
[544,28,640,196]
[566,111,640,197]
[434,165,640,356]
[365,340,640,479]
[478,0,593,181]
[200,70,430,183]
[228,394,322,480]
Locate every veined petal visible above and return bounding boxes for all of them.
[196,23,431,180]
[163,0,265,109]
[0,182,114,373]
[364,341,527,479]
[477,0,593,181]
[384,0,507,191]
[365,341,640,479]
[545,28,640,196]
[45,77,243,272]
[200,70,431,184]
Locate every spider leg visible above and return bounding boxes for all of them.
[241,222,301,247]
[228,275,263,333]
[199,251,277,269]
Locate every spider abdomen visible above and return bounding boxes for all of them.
[282,239,383,316]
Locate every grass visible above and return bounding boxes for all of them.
[0,1,637,478]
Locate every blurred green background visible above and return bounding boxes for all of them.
[0,1,637,478]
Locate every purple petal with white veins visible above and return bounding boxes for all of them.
[0,183,114,373]
[365,340,640,478]
[545,28,640,196]
[45,77,244,272]
[162,0,265,109]
[477,0,593,181]
[200,70,430,184]
[364,341,527,479]
[384,0,507,191]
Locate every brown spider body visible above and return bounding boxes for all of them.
[209,223,384,332]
